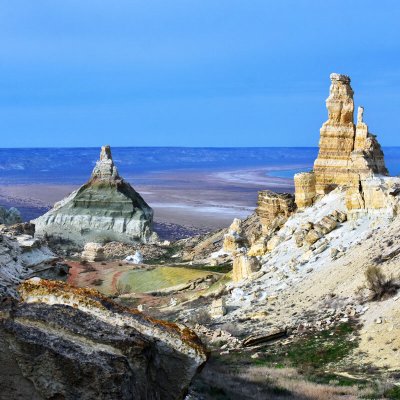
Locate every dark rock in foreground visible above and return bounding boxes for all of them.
[0,279,207,400]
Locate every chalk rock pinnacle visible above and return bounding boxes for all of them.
[91,145,120,181]
[33,146,156,247]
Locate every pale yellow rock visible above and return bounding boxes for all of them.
[266,235,284,251]
[250,311,268,320]
[223,218,243,252]
[247,240,267,256]
[304,229,322,246]
[81,242,104,262]
[294,172,316,209]
[313,74,388,196]
[256,191,295,235]
[318,216,337,234]
[347,176,400,215]
[232,254,261,282]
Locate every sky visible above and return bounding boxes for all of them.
[0,1,399,147]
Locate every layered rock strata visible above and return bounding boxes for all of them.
[34,146,156,247]
[294,172,316,209]
[314,74,388,193]
[313,73,357,194]
[0,279,207,400]
[295,73,388,210]
[346,176,400,216]
[256,191,296,235]
[0,233,56,298]
[247,191,296,256]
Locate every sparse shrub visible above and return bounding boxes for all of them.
[91,279,103,286]
[364,265,400,301]
[115,282,132,296]
[80,259,89,266]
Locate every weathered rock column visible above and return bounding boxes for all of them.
[294,172,316,209]
[232,253,260,282]
[313,73,356,194]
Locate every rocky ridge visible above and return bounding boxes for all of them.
[176,74,400,372]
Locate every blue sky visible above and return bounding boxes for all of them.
[0,1,399,147]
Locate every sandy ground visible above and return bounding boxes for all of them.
[0,168,294,231]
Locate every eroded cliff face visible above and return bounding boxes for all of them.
[0,229,56,298]
[34,145,156,248]
[0,279,207,400]
[256,191,296,235]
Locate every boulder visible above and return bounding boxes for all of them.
[0,279,207,400]
[331,210,347,223]
[210,298,226,318]
[81,242,105,262]
[232,254,261,282]
[223,218,244,252]
[125,251,144,264]
[247,240,267,256]
[305,229,322,246]
[318,216,338,235]
[34,146,156,248]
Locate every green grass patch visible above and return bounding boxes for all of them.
[383,385,400,399]
[188,263,232,274]
[310,373,368,387]
[118,266,212,293]
[253,323,358,371]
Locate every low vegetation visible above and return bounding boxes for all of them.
[190,322,400,399]
[364,265,400,301]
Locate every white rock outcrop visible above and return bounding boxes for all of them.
[34,146,156,248]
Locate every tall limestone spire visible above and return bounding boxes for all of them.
[313,73,357,194]
[295,73,388,209]
[313,73,388,196]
